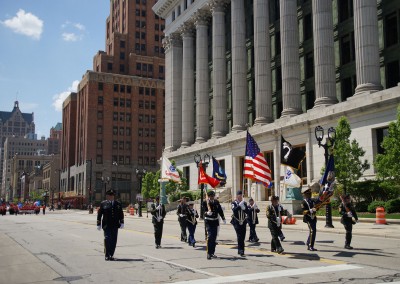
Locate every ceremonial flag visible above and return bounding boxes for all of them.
[320,155,335,188]
[283,167,302,188]
[198,162,220,188]
[281,136,306,169]
[212,156,227,186]
[243,131,272,186]
[161,156,181,183]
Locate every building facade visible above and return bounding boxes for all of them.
[47,123,62,155]
[60,0,165,205]
[153,0,400,202]
[0,101,35,194]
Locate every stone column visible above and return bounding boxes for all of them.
[254,0,273,125]
[162,34,183,152]
[312,0,337,107]
[231,0,248,131]
[353,0,382,95]
[280,0,302,117]
[195,11,210,143]
[180,24,195,147]
[210,0,228,138]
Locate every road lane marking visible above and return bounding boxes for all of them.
[170,264,362,284]
[142,254,220,277]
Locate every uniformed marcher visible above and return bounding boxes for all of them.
[339,194,358,249]
[186,201,199,247]
[267,196,284,254]
[202,191,226,260]
[231,190,249,257]
[177,197,188,242]
[247,198,260,242]
[97,189,124,261]
[151,196,166,249]
[301,187,318,251]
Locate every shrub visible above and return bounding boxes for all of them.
[354,200,369,212]
[385,198,400,213]
[367,201,386,213]
[330,200,340,210]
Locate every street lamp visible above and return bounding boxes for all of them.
[135,168,146,217]
[113,161,119,197]
[194,153,210,220]
[315,125,336,228]
[101,176,110,200]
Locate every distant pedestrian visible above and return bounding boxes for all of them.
[42,205,46,215]
[151,196,166,248]
[339,194,358,249]
[97,189,124,261]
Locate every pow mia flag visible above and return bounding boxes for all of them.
[281,136,306,170]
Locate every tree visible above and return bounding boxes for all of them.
[375,105,400,193]
[334,116,370,194]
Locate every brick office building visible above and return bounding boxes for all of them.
[61,0,165,206]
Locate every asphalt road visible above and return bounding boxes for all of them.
[0,210,399,284]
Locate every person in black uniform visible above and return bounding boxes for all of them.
[186,201,199,247]
[266,196,284,254]
[151,196,166,249]
[247,198,260,243]
[231,190,249,257]
[339,194,358,249]
[301,187,318,251]
[97,189,124,261]
[202,190,226,260]
[177,197,188,242]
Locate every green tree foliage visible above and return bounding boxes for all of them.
[375,105,400,193]
[334,116,370,194]
[141,159,189,199]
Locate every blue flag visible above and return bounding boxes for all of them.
[212,156,227,186]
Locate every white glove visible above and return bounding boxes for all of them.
[223,219,226,225]
[156,205,161,210]
[240,204,246,210]
[97,225,101,231]
[119,223,124,229]
[206,211,213,216]
[309,208,315,213]
[355,220,359,224]
[179,214,184,217]
[347,212,353,217]
[253,205,258,210]
[239,200,245,206]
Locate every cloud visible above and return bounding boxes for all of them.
[52,80,79,112]
[61,21,85,41]
[19,102,39,111]
[62,32,80,42]
[1,9,43,40]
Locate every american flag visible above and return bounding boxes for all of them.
[243,131,272,186]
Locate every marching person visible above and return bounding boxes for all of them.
[339,194,358,249]
[266,196,284,254]
[177,197,188,242]
[301,187,318,251]
[97,189,124,261]
[186,201,199,247]
[202,190,226,260]
[151,196,166,249]
[231,190,249,257]
[247,198,260,243]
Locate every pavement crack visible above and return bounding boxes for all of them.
[36,252,69,270]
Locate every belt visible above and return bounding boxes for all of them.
[204,217,218,221]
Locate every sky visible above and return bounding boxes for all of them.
[0,1,110,138]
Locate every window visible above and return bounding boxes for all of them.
[385,13,398,47]
[177,5,181,16]
[139,143,143,150]
[135,43,140,50]
[135,9,140,16]
[113,127,118,135]
[126,99,131,107]
[120,85,125,93]
[113,112,118,121]
[120,40,125,48]
[108,63,113,71]
[119,127,124,135]
[136,31,140,39]
[126,141,131,150]
[139,100,144,109]
[141,10,146,17]
[119,112,125,121]
[303,14,312,41]
[143,64,148,72]
[125,156,130,165]
[137,63,141,70]
[151,101,156,110]
[97,126,102,134]
[126,127,131,135]
[136,21,140,28]
[120,64,125,72]
[97,140,102,149]
[97,111,103,119]
[155,24,159,31]
[341,76,356,101]
[98,82,104,91]
[376,127,389,155]
[305,52,314,79]
[172,11,175,21]
[120,99,125,107]
[127,85,131,93]
[386,61,399,88]
[96,155,102,164]
[139,87,144,95]
[98,96,103,105]
[139,114,143,122]
[126,113,131,121]
[113,140,118,149]
[306,90,315,110]
[119,141,124,150]
[138,128,143,136]
[159,66,164,73]
[155,35,159,41]
[114,84,119,92]
[120,52,125,60]
[141,44,146,51]
[340,33,355,65]
[141,32,146,40]
[151,88,156,96]
[114,98,119,107]
[338,0,353,23]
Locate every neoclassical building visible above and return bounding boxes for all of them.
[153,0,400,202]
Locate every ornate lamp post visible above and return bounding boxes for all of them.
[315,125,336,228]
[136,168,146,217]
[194,153,210,219]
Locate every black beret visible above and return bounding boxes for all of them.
[106,189,115,195]
[207,191,215,196]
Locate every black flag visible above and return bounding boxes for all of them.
[281,136,306,169]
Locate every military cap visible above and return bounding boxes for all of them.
[106,189,115,195]
[301,187,311,194]
[236,190,243,195]
[270,195,279,201]
[207,190,215,197]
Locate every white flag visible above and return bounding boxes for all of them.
[161,156,181,183]
[284,167,302,188]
